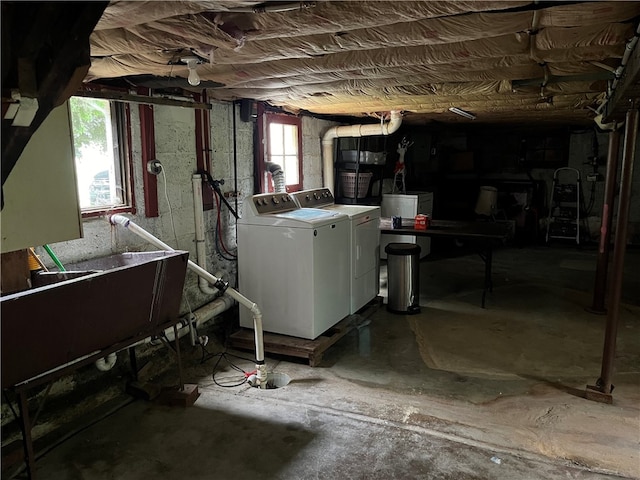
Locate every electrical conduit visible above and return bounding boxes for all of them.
[108,214,268,388]
[321,110,402,192]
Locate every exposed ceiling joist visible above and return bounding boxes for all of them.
[1,1,109,191]
[80,1,640,126]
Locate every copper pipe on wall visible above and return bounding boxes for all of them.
[586,107,638,403]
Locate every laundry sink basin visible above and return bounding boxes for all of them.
[1,250,189,388]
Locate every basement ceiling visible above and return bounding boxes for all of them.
[86,1,640,125]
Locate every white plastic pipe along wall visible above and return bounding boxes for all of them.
[192,174,218,295]
[108,214,268,388]
[321,110,402,192]
[95,352,117,371]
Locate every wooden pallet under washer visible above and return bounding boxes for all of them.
[228,300,379,367]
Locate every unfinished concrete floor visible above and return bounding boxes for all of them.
[32,244,640,479]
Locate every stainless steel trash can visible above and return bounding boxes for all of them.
[385,243,421,314]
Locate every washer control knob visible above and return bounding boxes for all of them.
[271,196,279,204]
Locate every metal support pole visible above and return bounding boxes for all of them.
[17,391,36,479]
[587,129,621,314]
[129,347,138,381]
[586,107,638,403]
[173,324,185,392]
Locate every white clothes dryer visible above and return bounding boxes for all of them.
[292,188,380,314]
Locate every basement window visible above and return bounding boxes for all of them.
[258,112,303,193]
[69,96,134,217]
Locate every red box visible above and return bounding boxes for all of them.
[414,214,428,230]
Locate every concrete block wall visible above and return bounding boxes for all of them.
[36,100,254,315]
[34,100,340,326]
[302,116,340,189]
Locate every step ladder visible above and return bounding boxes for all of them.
[545,167,587,245]
[392,168,406,193]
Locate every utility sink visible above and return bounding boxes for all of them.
[1,251,189,388]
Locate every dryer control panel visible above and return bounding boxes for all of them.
[245,192,298,217]
[291,188,334,209]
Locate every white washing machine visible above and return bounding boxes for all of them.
[292,188,381,314]
[381,192,434,259]
[237,192,350,339]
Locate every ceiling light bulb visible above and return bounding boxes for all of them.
[188,67,200,86]
[181,57,201,86]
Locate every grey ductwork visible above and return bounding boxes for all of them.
[266,161,286,193]
[321,111,402,192]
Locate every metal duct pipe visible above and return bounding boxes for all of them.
[265,162,286,193]
[321,110,402,192]
[109,214,268,388]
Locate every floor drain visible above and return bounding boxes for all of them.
[249,372,291,389]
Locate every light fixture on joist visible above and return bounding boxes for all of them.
[448,107,476,120]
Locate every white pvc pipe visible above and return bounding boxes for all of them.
[95,352,117,371]
[138,294,235,345]
[90,295,234,371]
[109,214,268,388]
[194,294,236,328]
[321,110,402,192]
[192,174,218,295]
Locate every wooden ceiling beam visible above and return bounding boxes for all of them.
[1,2,108,192]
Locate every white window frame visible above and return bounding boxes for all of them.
[69,96,135,218]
